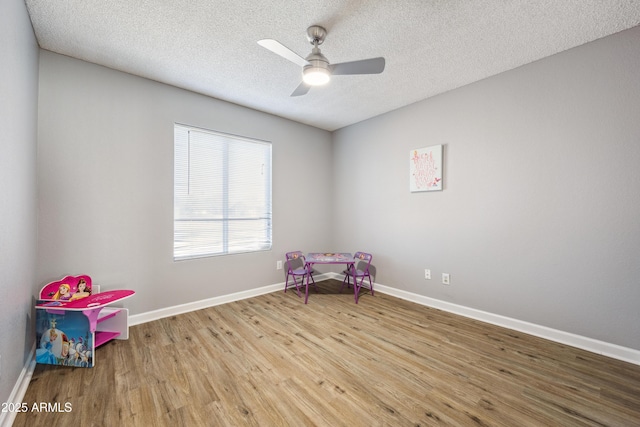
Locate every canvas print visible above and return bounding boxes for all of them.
[410,145,443,192]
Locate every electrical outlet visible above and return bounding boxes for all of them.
[424,269,431,279]
[442,273,450,285]
[276,260,283,270]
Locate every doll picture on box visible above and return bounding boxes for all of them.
[36,311,94,367]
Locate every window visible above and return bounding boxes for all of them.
[174,124,272,260]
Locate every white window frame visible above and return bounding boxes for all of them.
[173,124,272,261]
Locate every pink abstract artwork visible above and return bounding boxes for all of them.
[410,145,443,192]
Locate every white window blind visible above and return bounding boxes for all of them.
[174,124,272,260]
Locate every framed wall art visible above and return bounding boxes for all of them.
[410,145,443,192]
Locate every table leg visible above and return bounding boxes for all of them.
[352,262,359,304]
[304,262,311,304]
[81,307,104,332]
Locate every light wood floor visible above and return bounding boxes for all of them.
[14,279,640,426]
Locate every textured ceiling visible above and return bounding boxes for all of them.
[25,0,640,131]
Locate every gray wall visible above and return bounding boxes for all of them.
[333,26,640,351]
[36,51,333,315]
[10,13,640,408]
[0,0,39,404]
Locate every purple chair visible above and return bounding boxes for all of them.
[341,252,373,297]
[285,251,316,297]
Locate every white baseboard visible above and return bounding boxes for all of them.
[368,279,640,366]
[129,273,333,326]
[0,344,36,427]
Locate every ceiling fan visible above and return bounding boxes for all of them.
[258,25,385,97]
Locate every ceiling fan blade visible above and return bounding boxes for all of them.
[290,81,310,97]
[330,57,385,75]
[258,39,309,67]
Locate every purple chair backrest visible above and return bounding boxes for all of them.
[286,251,306,271]
[353,252,372,271]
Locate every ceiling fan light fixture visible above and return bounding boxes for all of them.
[258,25,385,96]
[303,66,330,86]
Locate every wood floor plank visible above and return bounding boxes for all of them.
[14,280,640,426]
